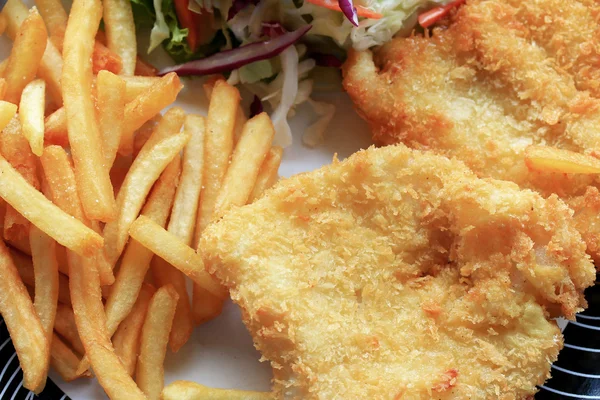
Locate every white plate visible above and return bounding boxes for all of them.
[0,10,372,396]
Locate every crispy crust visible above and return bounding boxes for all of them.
[201,145,595,400]
[342,0,600,263]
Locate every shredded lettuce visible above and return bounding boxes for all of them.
[130,0,450,146]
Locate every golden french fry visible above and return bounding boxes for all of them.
[191,81,239,324]
[129,215,225,297]
[135,57,158,76]
[0,239,49,393]
[525,145,600,174]
[110,155,133,196]
[104,156,180,336]
[203,77,246,143]
[2,0,62,107]
[54,303,85,356]
[1,116,37,242]
[0,155,103,256]
[11,249,71,305]
[119,72,183,155]
[162,115,204,350]
[50,334,92,382]
[92,41,123,75]
[62,0,116,222]
[249,146,283,202]
[40,146,115,285]
[19,79,45,156]
[97,70,126,170]
[213,113,275,219]
[0,101,17,131]
[103,0,136,75]
[37,38,62,107]
[113,284,154,377]
[151,257,193,352]
[194,80,239,246]
[169,114,205,244]
[136,284,178,400]
[33,0,67,50]
[161,381,273,400]
[3,8,47,104]
[30,225,58,338]
[68,251,146,400]
[44,107,68,146]
[191,288,224,325]
[103,114,189,267]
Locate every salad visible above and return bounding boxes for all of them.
[130,0,460,146]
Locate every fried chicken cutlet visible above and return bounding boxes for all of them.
[201,145,595,400]
[343,0,600,263]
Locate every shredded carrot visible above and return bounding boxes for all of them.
[418,0,465,28]
[305,0,383,20]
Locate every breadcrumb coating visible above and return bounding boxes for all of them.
[201,145,595,400]
[343,0,600,263]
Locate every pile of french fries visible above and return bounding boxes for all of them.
[0,0,282,398]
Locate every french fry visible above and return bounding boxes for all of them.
[11,249,71,305]
[135,57,158,76]
[525,145,600,174]
[191,81,238,324]
[161,381,273,400]
[158,114,204,351]
[92,41,123,75]
[2,0,63,107]
[119,72,183,155]
[54,303,85,356]
[1,117,38,242]
[0,239,49,393]
[0,101,17,131]
[104,156,180,336]
[150,257,193,352]
[103,110,188,266]
[33,0,67,50]
[203,77,247,143]
[62,0,116,222]
[68,251,146,400]
[97,70,126,170]
[50,334,92,382]
[113,284,154,377]
[133,115,162,157]
[0,155,103,256]
[44,106,68,146]
[249,146,283,202]
[136,285,178,400]
[195,80,239,244]
[103,0,136,75]
[40,146,114,284]
[3,8,47,104]
[19,79,45,156]
[169,114,205,243]
[213,113,275,219]
[30,225,58,338]
[129,215,225,297]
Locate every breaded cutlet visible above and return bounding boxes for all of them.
[201,145,595,400]
[343,0,600,264]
